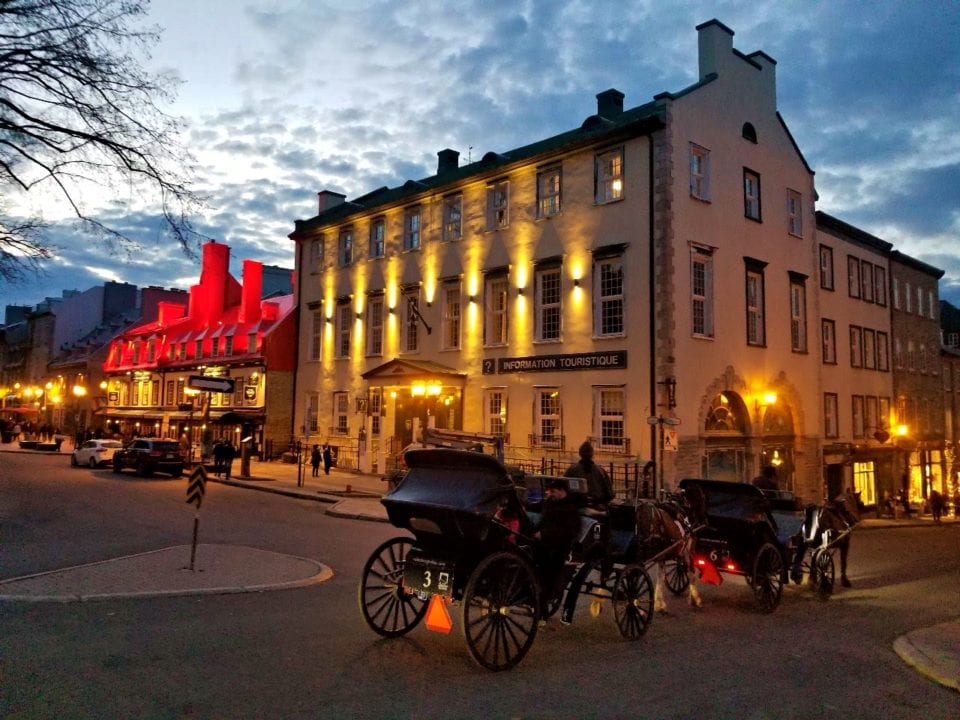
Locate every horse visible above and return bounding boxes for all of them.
[634,488,707,612]
[790,490,861,588]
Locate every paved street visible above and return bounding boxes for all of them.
[1,449,958,719]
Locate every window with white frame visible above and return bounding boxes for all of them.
[824,393,838,438]
[822,319,836,364]
[863,328,877,370]
[877,332,889,371]
[402,288,420,353]
[403,207,421,250]
[743,168,761,220]
[595,147,624,204]
[309,237,323,271]
[595,387,625,451]
[819,245,835,290]
[486,180,509,230]
[484,388,507,438]
[535,265,562,341]
[366,296,384,356]
[306,393,319,433]
[338,228,353,267]
[442,195,462,241]
[789,275,807,353]
[745,259,766,346]
[333,391,349,434]
[852,395,865,438]
[484,274,509,346]
[369,217,385,258]
[336,302,352,358]
[850,325,863,368]
[861,260,875,302]
[309,310,322,361]
[874,265,887,306]
[537,165,561,218]
[689,144,710,200]
[369,388,382,435]
[787,189,802,236]
[847,256,861,299]
[441,281,461,350]
[595,255,624,336]
[692,246,714,337]
[535,388,562,447]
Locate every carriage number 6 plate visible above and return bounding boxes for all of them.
[404,558,453,596]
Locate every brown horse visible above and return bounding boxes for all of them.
[790,490,861,587]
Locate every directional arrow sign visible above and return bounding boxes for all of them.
[186,465,207,508]
[188,375,235,393]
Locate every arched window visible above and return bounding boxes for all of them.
[742,122,757,143]
[705,392,749,434]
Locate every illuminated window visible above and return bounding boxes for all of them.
[484,388,507,438]
[403,207,421,250]
[338,227,353,267]
[691,247,714,337]
[441,281,460,350]
[595,256,624,336]
[535,266,562,341]
[442,195,462,241]
[689,144,710,201]
[535,388,562,448]
[232,378,243,406]
[595,147,623,203]
[821,319,836,364]
[819,245,834,290]
[333,391,349,434]
[852,462,876,506]
[743,169,761,220]
[484,275,509,346]
[306,393,319,433]
[402,288,420,353]
[366,296,384,356]
[369,217,385,258]
[537,165,561,218]
[595,387,625,451]
[165,381,175,405]
[370,388,382,435]
[486,180,509,230]
[789,275,807,353]
[309,311,322,361]
[336,302,351,359]
[787,189,802,236]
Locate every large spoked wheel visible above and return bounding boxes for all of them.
[358,537,427,638]
[462,551,540,672]
[812,549,835,600]
[663,557,690,596]
[612,564,654,640]
[752,543,784,613]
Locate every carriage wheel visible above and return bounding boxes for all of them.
[812,549,835,600]
[752,543,784,613]
[663,557,691,596]
[462,552,540,672]
[358,537,427,638]
[612,564,654,640]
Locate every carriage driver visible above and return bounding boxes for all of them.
[564,441,614,510]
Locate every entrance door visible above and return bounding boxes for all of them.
[826,463,844,500]
[392,389,463,446]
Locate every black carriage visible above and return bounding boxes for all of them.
[678,478,794,613]
[358,449,655,671]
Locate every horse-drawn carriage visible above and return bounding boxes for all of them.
[358,448,657,671]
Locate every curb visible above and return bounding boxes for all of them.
[325,501,389,523]
[893,633,960,692]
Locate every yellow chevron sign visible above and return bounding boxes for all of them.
[186,465,207,508]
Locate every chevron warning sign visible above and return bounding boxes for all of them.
[186,465,207,508]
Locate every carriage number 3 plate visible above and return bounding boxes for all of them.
[404,558,453,596]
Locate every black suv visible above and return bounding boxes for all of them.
[112,438,185,477]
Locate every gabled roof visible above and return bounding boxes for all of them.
[362,358,467,382]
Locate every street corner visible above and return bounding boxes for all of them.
[324,497,389,522]
[893,623,960,692]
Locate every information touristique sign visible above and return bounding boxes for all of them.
[482,350,627,375]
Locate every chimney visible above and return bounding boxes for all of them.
[437,148,460,174]
[696,19,734,79]
[748,50,778,111]
[317,190,346,214]
[194,241,230,325]
[156,301,186,326]
[596,89,624,118]
[240,259,263,324]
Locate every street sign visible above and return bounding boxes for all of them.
[663,429,679,452]
[186,465,207,508]
[188,375,235,393]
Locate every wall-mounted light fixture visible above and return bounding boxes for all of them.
[573,278,581,287]
[356,312,362,319]
[517,287,525,296]
[388,306,396,314]
[469,296,476,303]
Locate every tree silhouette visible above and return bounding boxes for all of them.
[0,0,204,283]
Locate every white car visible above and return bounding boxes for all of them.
[71,439,124,468]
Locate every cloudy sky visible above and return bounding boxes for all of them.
[2,0,959,310]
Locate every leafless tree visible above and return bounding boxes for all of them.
[0,0,204,284]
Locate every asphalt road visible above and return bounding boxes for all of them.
[2,453,958,719]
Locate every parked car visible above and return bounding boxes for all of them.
[112,438,185,477]
[71,439,124,468]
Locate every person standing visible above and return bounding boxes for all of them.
[212,440,225,477]
[929,489,944,523]
[322,444,333,475]
[310,444,321,477]
[221,440,236,479]
[564,441,613,509]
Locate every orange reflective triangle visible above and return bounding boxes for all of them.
[424,594,453,634]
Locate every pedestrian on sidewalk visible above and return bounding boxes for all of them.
[929,489,944,523]
[310,444,321,477]
[322,444,333,475]
[222,440,236,479]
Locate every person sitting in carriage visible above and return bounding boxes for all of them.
[534,478,582,609]
[564,441,614,512]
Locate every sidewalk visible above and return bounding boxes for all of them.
[1,439,957,692]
